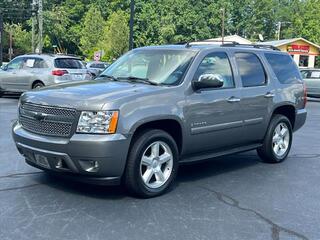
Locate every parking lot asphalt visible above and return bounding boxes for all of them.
[0,95,319,240]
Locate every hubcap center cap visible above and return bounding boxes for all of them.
[152,160,158,168]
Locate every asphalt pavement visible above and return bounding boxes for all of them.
[0,95,319,240]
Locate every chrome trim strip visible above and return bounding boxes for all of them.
[243,117,263,126]
[191,120,243,135]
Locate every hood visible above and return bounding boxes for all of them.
[20,80,164,110]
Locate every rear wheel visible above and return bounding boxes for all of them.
[32,82,44,89]
[125,129,179,198]
[257,114,292,163]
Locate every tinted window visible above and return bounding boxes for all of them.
[235,53,266,87]
[22,58,48,69]
[194,52,234,88]
[265,53,301,84]
[55,58,84,69]
[6,58,24,70]
[90,63,107,69]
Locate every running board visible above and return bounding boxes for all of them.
[180,143,262,164]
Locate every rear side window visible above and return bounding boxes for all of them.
[265,53,301,84]
[235,53,266,87]
[54,58,85,69]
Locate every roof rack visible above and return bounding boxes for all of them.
[221,42,280,51]
[185,40,238,48]
[184,40,280,51]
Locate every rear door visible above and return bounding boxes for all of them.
[184,50,243,154]
[232,51,275,144]
[54,58,90,81]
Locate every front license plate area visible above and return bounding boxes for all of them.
[34,154,51,169]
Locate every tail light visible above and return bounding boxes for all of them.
[52,69,68,76]
[303,82,307,108]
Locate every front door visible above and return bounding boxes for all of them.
[1,57,25,91]
[184,51,243,155]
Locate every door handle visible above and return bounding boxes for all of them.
[264,92,275,98]
[227,97,241,103]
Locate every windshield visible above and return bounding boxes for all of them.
[100,49,196,85]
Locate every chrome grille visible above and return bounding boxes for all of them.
[19,103,78,137]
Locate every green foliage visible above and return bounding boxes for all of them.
[1,0,320,60]
[4,24,32,54]
[80,5,105,58]
[98,11,129,61]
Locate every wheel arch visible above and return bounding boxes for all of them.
[129,117,184,155]
[271,104,296,129]
[31,80,45,89]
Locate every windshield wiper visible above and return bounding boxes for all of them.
[98,74,119,81]
[117,76,159,86]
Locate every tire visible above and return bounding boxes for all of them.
[0,91,3,98]
[257,114,292,163]
[125,129,179,198]
[32,82,44,89]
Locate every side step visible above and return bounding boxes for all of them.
[180,143,262,164]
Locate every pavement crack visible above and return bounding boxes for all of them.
[0,171,43,179]
[0,183,41,192]
[201,186,309,240]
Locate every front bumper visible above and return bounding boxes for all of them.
[12,121,131,185]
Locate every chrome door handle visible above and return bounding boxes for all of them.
[227,97,241,103]
[264,92,275,98]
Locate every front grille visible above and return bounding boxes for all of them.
[19,103,78,137]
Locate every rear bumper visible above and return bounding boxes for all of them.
[12,121,131,185]
[294,108,307,132]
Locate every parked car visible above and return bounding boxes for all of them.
[12,43,307,198]
[0,54,92,97]
[86,61,110,77]
[300,68,320,98]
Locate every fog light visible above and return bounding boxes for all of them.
[79,160,99,172]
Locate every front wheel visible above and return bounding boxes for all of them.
[125,129,179,198]
[32,82,44,89]
[257,114,292,163]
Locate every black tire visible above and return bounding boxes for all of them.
[125,129,179,198]
[32,82,44,89]
[0,91,3,98]
[257,114,292,163]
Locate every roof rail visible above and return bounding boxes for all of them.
[221,42,280,51]
[185,40,238,48]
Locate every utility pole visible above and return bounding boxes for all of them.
[0,12,3,66]
[129,0,134,50]
[277,21,281,40]
[9,28,13,60]
[221,8,225,44]
[38,0,43,53]
[31,0,36,53]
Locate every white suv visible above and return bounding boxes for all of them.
[0,54,92,96]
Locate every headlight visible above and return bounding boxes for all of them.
[76,111,119,134]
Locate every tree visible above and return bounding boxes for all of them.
[4,23,32,55]
[98,10,129,60]
[79,5,105,58]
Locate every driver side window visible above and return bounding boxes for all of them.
[194,52,234,88]
[7,58,24,70]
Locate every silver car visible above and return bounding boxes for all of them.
[0,54,92,96]
[86,61,109,77]
[300,68,320,98]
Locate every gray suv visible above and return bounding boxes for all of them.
[0,54,92,96]
[12,43,307,197]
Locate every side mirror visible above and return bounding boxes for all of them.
[192,74,224,90]
[1,64,7,71]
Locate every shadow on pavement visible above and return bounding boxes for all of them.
[28,152,260,199]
